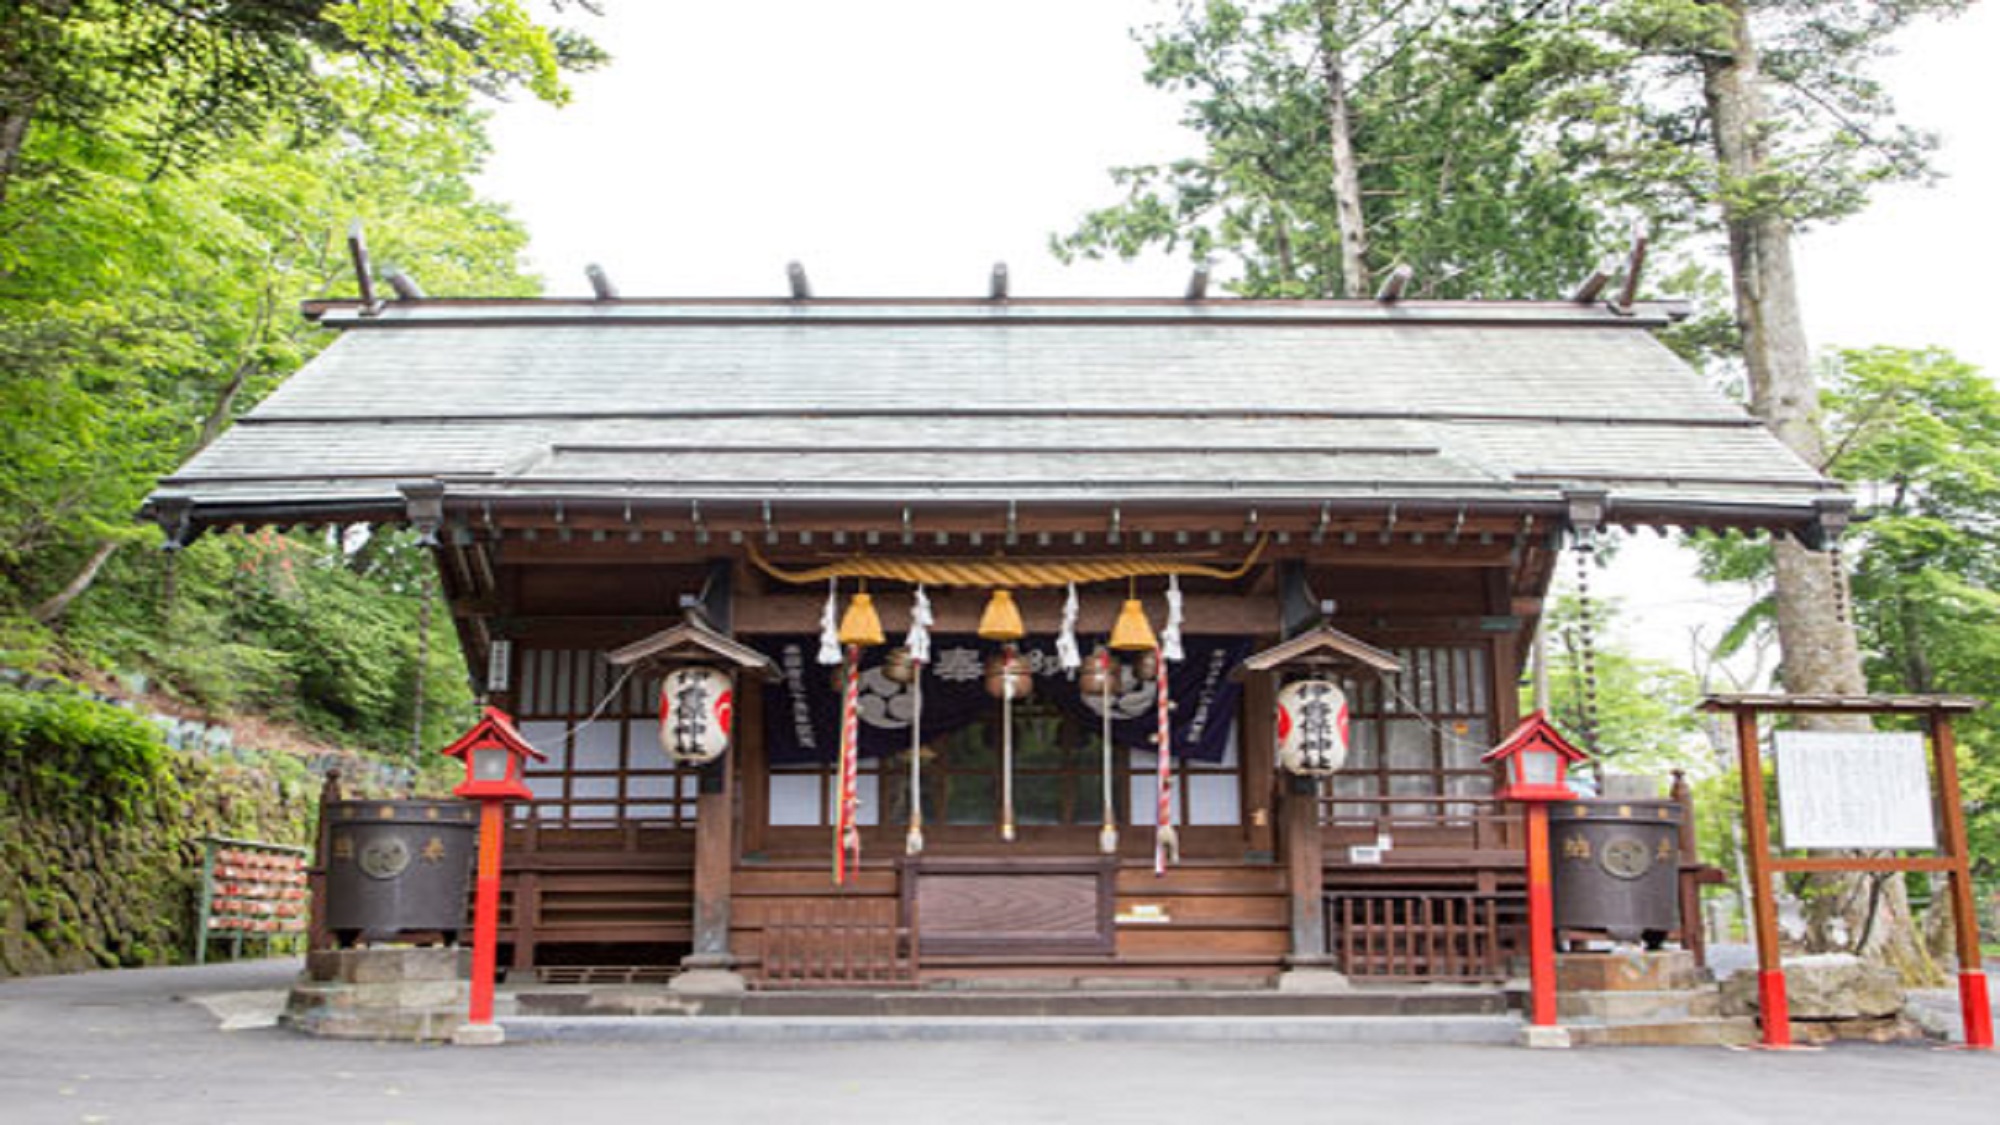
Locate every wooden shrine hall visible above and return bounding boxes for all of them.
[146,278,1849,991]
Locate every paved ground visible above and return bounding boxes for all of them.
[3,959,1998,1125]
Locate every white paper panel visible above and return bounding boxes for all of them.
[627,775,676,799]
[571,776,618,800]
[622,720,666,768]
[769,773,822,826]
[1188,774,1240,825]
[572,721,622,771]
[1775,731,1936,849]
[517,722,568,769]
[853,773,881,827]
[1129,774,1182,825]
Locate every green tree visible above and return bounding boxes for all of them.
[1822,347,2000,872]
[0,6,590,755]
[1697,346,2000,965]
[1052,1,1621,298]
[0,0,602,219]
[1529,588,1706,780]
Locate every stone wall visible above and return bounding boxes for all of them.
[0,682,327,977]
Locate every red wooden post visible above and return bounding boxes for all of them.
[1525,801,1557,1028]
[1733,707,1791,1048]
[466,799,505,1027]
[439,707,543,1046]
[1479,712,1590,1045]
[1929,711,1995,1050]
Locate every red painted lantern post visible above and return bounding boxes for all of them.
[440,707,544,1047]
[1482,712,1591,1046]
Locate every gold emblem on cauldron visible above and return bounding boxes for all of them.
[331,834,354,861]
[358,837,412,880]
[1601,837,1652,880]
[421,836,447,864]
[1563,835,1592,861]
[1657,837,1675,862]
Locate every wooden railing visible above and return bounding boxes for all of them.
[1318,794,1521,853]
[1325,890,1517,981]
[755,897,918,989]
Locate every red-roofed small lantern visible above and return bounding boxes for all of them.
[438,706,543,1045]
[1481,710,1590,803]
[442,706,545,801]
[1482,710,1592,1044]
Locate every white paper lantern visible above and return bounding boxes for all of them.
[658,666,734,765]
[1276,679,1350,776]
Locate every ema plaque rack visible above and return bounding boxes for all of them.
[194,835,309,963]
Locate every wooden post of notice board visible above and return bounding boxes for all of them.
[1701,694,1992,1051]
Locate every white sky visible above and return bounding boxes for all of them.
[477,1,2000,672]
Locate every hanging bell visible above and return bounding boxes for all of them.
[1109,598,1157,652]
[1078,645,1117,697]
[881,646,916,684]
[978,588,1026,642]
[838,591,885,648]
[984,649,1034,700]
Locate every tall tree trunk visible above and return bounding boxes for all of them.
[1320,43,1371,298]
[1702,1,1938,985]
[0,97,31,214]
[1313,3,1370,298]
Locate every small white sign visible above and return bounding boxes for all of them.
[1775,731,1936,849]
[1348,845,1384,865]
[486,639,513,694]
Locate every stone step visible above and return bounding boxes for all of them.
[1565,1017,1760,1048]
[1559,988,1721,1024]
[512,986,1508,1020]
[500,1013,1525,1044]
[1556,951,1707,993]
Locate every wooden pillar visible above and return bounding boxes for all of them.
[1282,773,1329,967]
[1241,674,1277,858]
[1671,769,1707,967]
[1927,710,1994,1049]
[688,747,736,963]
[1733,708,1791,1047]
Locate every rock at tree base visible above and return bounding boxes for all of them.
[1719,953,1927,1041]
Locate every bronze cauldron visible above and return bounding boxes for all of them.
[322,799,477,946]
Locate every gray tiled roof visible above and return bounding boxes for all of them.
[150,299,1843,527]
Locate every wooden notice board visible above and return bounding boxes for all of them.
[1701,694,1990,1051]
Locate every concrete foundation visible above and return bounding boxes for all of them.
[282,947,470,1042]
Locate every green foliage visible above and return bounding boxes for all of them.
[1692,346,2000,870]
[1059,1,1969,298]
[1823,347,2000,870]
[0,3,565,758]
[0,681,176,818]
[1527,588,1706,778]
[0,1,604,211]
[1054,1,1620,297]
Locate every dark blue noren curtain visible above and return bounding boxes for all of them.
[757,635,1251,765]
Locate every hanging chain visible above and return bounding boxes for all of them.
[409,578,436,758]
[1826,537,1850,627]
[1574,531,1602,754]
[161,549,179,626]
